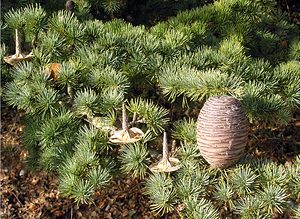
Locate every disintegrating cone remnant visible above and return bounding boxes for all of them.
[150,132,181,173]
[109,103,144,144]
[4,29,34,66]
[4,52,34,66]
[196,95,249,168]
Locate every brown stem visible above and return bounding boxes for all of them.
[162,132,169,160]
[15,29,21,57]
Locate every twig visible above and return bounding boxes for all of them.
[11,191,22,206]
[70,205,73,219]
[128,119,145,126]
[131,112,137,124]
[284,0,291,18]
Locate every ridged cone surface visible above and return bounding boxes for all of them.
[197,96,248,168]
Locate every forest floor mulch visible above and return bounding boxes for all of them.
[1,107,299,219]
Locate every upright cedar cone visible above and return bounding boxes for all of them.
[196,96,249,168]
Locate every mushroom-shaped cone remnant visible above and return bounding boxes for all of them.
[109,103,144,144]
[4,29,34,66]
[4,53,34,66]
[150,132,181,173]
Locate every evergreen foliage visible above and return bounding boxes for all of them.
[229,165,258,196]
[183,197,220,219]
[172,118,197,144]
[144,173,177,215]
[2,0,300,217]
[214,178,234,210]
[119,142,151,179]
